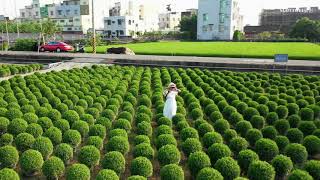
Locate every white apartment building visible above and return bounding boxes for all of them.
[19,0,92,34]
[197,0,243,40]
[158,12,181,31]
[104,1,159,38]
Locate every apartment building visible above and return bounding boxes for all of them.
[158,12,181,31]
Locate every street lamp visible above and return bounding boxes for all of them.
[92,0,96,54]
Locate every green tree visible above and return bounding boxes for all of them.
[233,30,245,41]
[86,32,102,47]
[41,19,61,43]
[290,17,320,42]
[256,31,272,40]
[179,15,197,40]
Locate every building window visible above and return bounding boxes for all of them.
[118,19,122,25]
[58,10,62,15]
[209,24,213,31]
[36,11,39,16]
[112,21,115,24]
[202,25,207,32]
[60,20,65,23]
[203,13,208,22]
[21,12,25,17]
[69,19,73,22]
[107,20,111,25]
[119,30,124,35]
[74,10,78,15]
[219,24,224,32]
[34,4,38,8]
[50,11,54,15]
[66,10,70,15]
[128,20,132,25]
[166,24,169,28]
[67,27,72,31]
[75,18,80,22]
[219,13,225,23]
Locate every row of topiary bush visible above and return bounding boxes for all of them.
[0,64,43,77]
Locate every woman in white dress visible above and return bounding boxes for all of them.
[163,83,180,120]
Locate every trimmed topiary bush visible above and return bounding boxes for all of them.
[274,119,290,135]
[287,128,304,143]
[130,157,153,178]
[0,145,19,168]
[96,169,119,180]
[155,125,173,137]
[237,149,259,172]
[229,137,248,155]
[78,145,100,168]
[134,135,150,145]
[54,119,70,132]
[288,115,301,128]
[63,110,80,124]
[106,136,129,155]
[63,129,82,148]
[182,138,202,157]
[303,135,320,156]
[250,115,265,130]
[158,144,180,166]
[87,136,103,150]
[261,126,278,140]
[32,136,53,159]
[298,121,317,136]
[284,143,308,164]
[188,151,211,176]
[235,121,253,137]
[156,134,177,149]
[207,143,232,164]
[246,128,263,147]
[7,118,28,135]
[198,123,214,137]
[20,149,44,176]
[248,160,275,180]
[276,105,288,119]
[71,121,89,137]
[54,143,73,164]
[0,168,20,180]
[101,151,125,174]
[304,160,320,180]
[255,138,279,161]
[180,127,199,141]
[26,123,43,138]
[15,132,35,152]
[137,121,152,137]
[0,133,13,146]
[42,156,65,179]
[223,129,238,144]
[271,155,293,177]
[133,143,154,160]
[44,127,62,145]
[196,167,223,180]
[89,124,106,139]
[275,135,290,152]
[300,108,314,121]
[109,129,128,139]
[157,117,172,127]
[113,119,132,133]
[0,117,9,134]
[266,112,279,125]
[160,164,184,180]
[65,163,90,180]
[288,170,313,180]
[37,117,53,130]
[202,131,223,148]
[214,157,240,180]
[213,119,230,134]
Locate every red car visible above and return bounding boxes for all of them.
[40,42,74,52]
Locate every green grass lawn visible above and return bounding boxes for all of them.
[85,41,320,60]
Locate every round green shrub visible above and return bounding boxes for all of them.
[6,108,23,120]
[47,109,61,121]
[266,112,279,125]
[32,136,53,159]
[194,119,207,129]
[248,160,275,180]
[214,157,240,180]
[255,138,279,161]
[127,175,146,180]
[229,137,248,155]
[65,163,90,180]
[261,126,278,140]
[26,123,43,138]
[196,167,223,180]
[213,119,230,134]
[182,138,202,157]
[0,145,19,168]
[172,113,185,125]
[15,132,35,151]
[284,143,308,164]
[137,121,152,137]
[155,125,173,137]
[54,143,73,164]
[37,117,53,130]
[276,105,289,119]
[246,128,263,147]
[0,133,13,146]
[96,169,119,180]
[81,114,95,125]
[190,108,203,119]
[72,121,89,137]
[42,156,65,179]
[160,164,184,180]
[0,168,19,180]
[78,145,100,168]
[223,129,238,144]
[298,121,317,136]
[0,117,9,134]
[130,157,153,177]
[63,129,81,148]
[106,136,129,155]
[288,115,301,128]
[207,143,231,164]
[274,119,290,135]
[303,135,320,155]
[101,151,125,174]
[287,128,304,143]
[235,121,253,137]
[158,144,180,166]
[288,170,313,180]
[188,151,211,176]
[250,115,265,130]
[202,131,223,148]
[89,124,106,139]
[228,112,243,125]
[54,119,70,132]
[237,149,259,172]
[109,129,128,139]
[300,108,314,121]
[63,110,80,124]
[7,118,28,135]
[180,127,199,141]
[87,136,103,150]
[271,155,293,177]
[20,149,44,175]
[198,123,214,137]
[134,135,150,145]
[275,135,290,152]
[304,160,320,180]
[155,134,177,149]
[135,113,151,124]
[114,119,132,133]
[157,117,172,127]
[176,120,189,131]
[43,127,62,145]
[133,143,154,160]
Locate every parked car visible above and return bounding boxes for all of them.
[39,42,74,52]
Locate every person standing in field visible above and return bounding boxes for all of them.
[163,83,180,120]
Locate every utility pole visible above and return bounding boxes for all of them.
[14,0,20,38]
[5,18,10,51]
[92,0,96,54]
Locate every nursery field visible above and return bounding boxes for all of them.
[1,65,320,180]
[85,42,320,60]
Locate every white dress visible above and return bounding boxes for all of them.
[163,91,178,120]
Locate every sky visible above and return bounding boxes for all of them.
[1,0,320,28]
